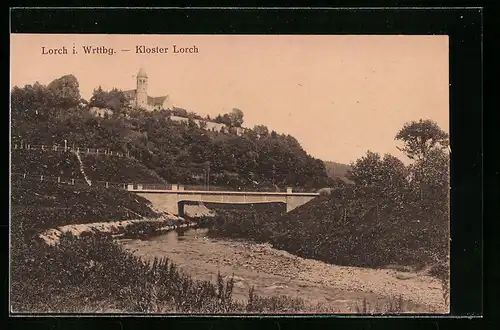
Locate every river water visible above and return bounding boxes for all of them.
[118,228,448,314]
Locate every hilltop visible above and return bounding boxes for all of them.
[323,160,352,183]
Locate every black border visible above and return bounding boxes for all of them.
[6,6,488,329]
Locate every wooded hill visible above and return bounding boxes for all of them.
[11,75,332,190]
[323,161,351,182]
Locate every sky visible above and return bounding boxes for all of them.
[10,34,449,165]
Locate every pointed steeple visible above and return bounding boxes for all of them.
[137,68,148,78]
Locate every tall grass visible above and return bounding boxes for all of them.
[10,234,309,314]
[354,296,407,314]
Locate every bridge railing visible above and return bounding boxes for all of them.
[141,183,173,190]
[180,184,289,192]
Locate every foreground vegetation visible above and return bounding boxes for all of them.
[11,234,312,313]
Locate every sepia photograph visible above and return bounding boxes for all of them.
[10,33,450,315]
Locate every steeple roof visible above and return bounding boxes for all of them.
[137,68,148,78]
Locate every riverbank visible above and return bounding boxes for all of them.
[119,229,449,314]
[203,200,450,282]
[38,214,196,245]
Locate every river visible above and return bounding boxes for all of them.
[118,228,448,314]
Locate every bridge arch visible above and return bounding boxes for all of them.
[177,200,287,217]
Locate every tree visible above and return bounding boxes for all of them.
[46,74,81,108]
[89,86,107,108]
[187,116,198,129]
[395,119,449,161]
[198,120,208,130]
[172,107,188,117]
[11,82,50,121]
[346,150,409,212]
[105,88,127,112]
[221,113,232,126]
[409,147,449,209]
[253,125,269,138]
[229,108,244,127]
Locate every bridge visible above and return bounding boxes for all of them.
[127,184,319,216]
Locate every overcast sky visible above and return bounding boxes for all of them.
[10,34,449,165]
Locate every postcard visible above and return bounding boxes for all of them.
[10,33,450,315]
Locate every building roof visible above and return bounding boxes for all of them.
[148,95,169,107]
[137,68,148,78]
[123,89,169,107]
[123,89,136,99]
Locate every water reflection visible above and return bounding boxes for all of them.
[148,228,209,246]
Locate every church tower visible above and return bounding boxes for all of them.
[136,68,148,109]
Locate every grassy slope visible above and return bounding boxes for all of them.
[11,179,160,243]
[81,153,166,184]
[11,149,83,179]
